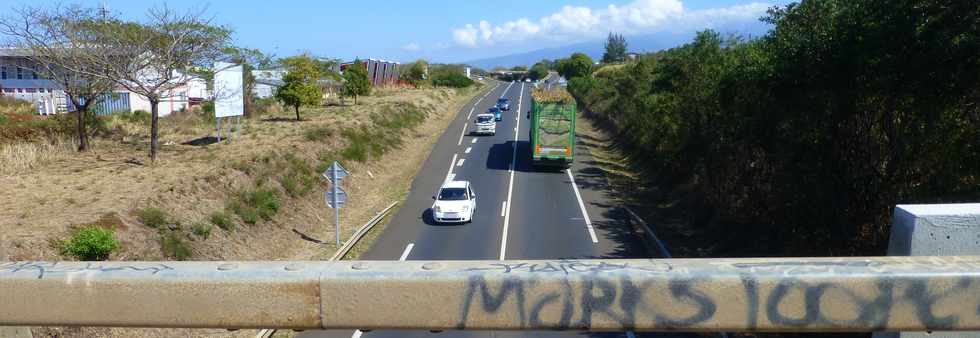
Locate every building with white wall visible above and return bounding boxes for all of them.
[0,48,206,116]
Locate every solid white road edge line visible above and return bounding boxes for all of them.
[500,82,524,260]
[567,168,599,243]
[399,243,415,261]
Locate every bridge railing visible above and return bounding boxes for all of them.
[1,256,978,332]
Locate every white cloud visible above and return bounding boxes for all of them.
[451,0,771,48]
[402,43,421,51]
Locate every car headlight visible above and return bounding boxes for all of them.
[462,206,469,212]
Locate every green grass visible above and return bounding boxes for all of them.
[191,222,212,239]
[160,232,192,260]
[210,211,234,231]
[228,188,281,225]
[338,105,428,163]
[136,208,170,229]
[61,226,120,261]
[303,125,334,141]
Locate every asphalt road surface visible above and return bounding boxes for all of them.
[300,80,694,338]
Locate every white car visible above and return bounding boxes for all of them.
[431,180,476,223]
[473,113,496,135]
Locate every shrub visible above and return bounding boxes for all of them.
[160,232,192,260]
[431,72,474,88]
[210,211,234,231]
[303,124,333,141]
[136,208,169,228]
[62,226,119,260]
[191,222,212,239]
[0,114,7,126]
[228,188,280,225]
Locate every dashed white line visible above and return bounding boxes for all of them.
[567,168,599,243]
[501,201,507,217]
[352,330,363,338]
[445,153,458,181]
[399,243,415,261]
[471,138,477,144]
[456,159,465,167]
[464,147,472,154]
[457,123,468,146]
[500,83,525,260]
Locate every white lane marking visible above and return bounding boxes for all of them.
[445,153,458,181]
[352,330,363,338]
[471,138,477,144]
[501,201,507,217]
[399,243,415,261]
[500,82,525,260]
[567,168,599,243]
[466,83,499,122]
[457,123,467,146]
[465,147,472,154]
[456,159,465,167]
[499,81,514,99]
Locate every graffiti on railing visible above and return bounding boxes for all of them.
[0,261,174,279]
[456,258,980,330]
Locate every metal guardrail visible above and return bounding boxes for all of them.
[1,256,979,332]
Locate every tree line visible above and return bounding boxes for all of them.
[566,0,980,256]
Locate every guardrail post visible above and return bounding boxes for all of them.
[876,203,980,338]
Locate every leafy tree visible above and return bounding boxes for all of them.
[528,62,549,81]
[0,5,118,152]
[602,32,628,63]
[275,54,322,120]
[341,59,371,105]
[510,65,528,72]
[400,59,428,88]
[567,0,980,257]
[84,7,231,163]
[556,53,593,79]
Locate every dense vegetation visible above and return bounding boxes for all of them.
[568,0,980,256]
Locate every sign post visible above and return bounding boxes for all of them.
[323,161,350,246]
[213,62,244,141]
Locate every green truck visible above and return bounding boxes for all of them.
[529,93,576,169]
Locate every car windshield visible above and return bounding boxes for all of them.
[477,116,493,123]
[498,99,508,104]
[438,188,468,201]
[489,108,499,113]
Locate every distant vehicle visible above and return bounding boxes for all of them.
[525,78,531,83]
[530,91,576,169]
[431,180,476,223]
[488,107,502,121]
[473,113,496,135]
[477,76,484,81]
[496,98,510,111]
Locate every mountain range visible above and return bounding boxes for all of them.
[462,25,771,69]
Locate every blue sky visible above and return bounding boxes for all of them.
[3,0,792,63]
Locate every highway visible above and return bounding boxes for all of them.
[301,79,680,338]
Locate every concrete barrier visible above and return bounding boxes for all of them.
[877,203,980,338]
[1,257,979,331]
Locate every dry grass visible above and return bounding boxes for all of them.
[0,138,78,175]
[0,85,486,337]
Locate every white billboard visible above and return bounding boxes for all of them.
[213,62,244,118]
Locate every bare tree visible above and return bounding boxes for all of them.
[88,6,230,162]
[0,6,118,151]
